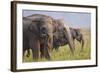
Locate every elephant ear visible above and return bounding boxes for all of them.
[52,20,58,33]
[28,20,39,36]
[28,24,34,32]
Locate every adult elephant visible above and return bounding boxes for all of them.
[23,14,54,61]
[23,14,75,60]
[53,19,75,54]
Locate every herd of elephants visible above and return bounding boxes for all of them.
[23,14,84,61]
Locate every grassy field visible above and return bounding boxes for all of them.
[23,28,91,62]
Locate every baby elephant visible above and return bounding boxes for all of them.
[70,28,84,52]
[53,27,84,52]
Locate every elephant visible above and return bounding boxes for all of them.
[23,14,54,60]
[23,15,75,60]
[53,19,75,54]
[70,28,84,52]
[53,26,84,52]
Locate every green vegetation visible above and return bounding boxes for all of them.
[23,29,91,62]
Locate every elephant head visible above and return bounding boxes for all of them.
[53,19,75,54]
[27,14,53,39]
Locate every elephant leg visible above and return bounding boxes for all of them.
[43,37,51,60]
[40,44,50,60]
[68,42,74,54]
[80,37,84,52]
[65,26,75,54]
[22,50,25,62]
[29,38,40,61]
[23,40,29,57]
[40,44,44,58]
[26,49,30,57]
[76,34,84,52]
[73,39,75,51]
[43,48,51,60]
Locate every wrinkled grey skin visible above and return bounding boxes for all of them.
[23,14,54,60]
[23,15,75,59]
[53,26,84,52]
[53,19,75,54]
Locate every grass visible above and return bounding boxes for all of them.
[23,28,91,62]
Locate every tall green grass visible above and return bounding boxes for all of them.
[23,29,91,62]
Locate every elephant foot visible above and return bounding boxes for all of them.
[42,52,51,60]
[25,49,30,57]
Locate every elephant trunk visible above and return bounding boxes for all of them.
[43,36,51,60]
[64,24,75,54]
[66,34,75,54]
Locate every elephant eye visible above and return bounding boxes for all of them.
[40,27,47,33]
